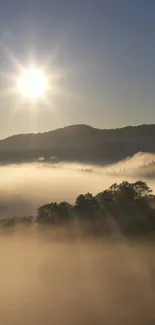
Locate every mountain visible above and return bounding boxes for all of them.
[0,124,155,164]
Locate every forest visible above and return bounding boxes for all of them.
[2,180,155,238]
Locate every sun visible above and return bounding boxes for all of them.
[17,67,48,100]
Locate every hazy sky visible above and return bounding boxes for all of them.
[0,0,155,137]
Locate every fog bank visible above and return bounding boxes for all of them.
[1,152,155,217]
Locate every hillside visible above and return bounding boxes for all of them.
[0,124,155,164]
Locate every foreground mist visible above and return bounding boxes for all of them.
[0,229,155,325]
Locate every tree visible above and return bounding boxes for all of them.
[37,201,72,224]
[75,193,99,219]
[56,202,72,222]
[37,202,59,224]
[132,181,152,199]
[36,180,155,237]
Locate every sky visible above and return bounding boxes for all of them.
[0,0,155,137]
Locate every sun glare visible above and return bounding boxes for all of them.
[17,67,48,100]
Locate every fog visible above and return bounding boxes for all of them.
[1,152,155,218]
[1,152,155,324]
[0,231,155,325]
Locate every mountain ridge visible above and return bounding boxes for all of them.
[2,123,155,140]
[0,123,155,164]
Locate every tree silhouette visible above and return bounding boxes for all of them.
[75,193,99,219]
[37,202,72,224]
[37,203,59,224]
[3,180,155,237]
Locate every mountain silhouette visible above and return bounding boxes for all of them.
[0,124,155,164]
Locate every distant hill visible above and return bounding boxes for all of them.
[0,124,155,164]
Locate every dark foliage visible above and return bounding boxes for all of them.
[37,202,72,224]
